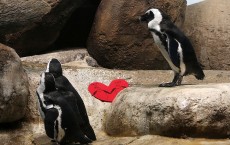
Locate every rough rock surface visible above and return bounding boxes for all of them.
[0,43,29,123]
[87,0,186,69]
[8,49,230,144]
[21,49,230,123]
[0,0,85,56]
[105,84,230,138]
[34,133,230,145]
[0,0,50,34]
[21,49,99,67]
[184,0,230,70]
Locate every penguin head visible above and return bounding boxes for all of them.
[140,8,169,30]
[46,58,63,78]
[40,72,56,93]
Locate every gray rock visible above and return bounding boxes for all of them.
[105,84,230,138]
[0,43,29,123]
[184,0,230,70]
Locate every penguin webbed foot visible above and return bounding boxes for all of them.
[159,74,183,87]
[159,82,177,87]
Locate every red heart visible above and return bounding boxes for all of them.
[88,79,129,102]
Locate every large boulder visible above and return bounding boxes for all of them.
[0,0,50,34]
[87,0,187,69]
[184,0,230,70]
[105,84,230,138]
[0,0,85,56]
[0,43,29,123]
[21,49,99,67]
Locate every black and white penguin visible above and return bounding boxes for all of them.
[45,58,96,141]
[140,8,205,87]
[37,72,92,144]
[36,71,56,120]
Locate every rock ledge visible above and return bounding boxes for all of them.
[106,83,230,138]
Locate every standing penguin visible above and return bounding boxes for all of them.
[45,58,96,141]
[37,72,92,144]
[140,8,205,87]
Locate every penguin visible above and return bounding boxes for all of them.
[45,58,96,141]
[36,71,56,120]
[37,72,92,144]
[140,8,205,87]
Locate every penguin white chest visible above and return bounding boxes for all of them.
[150,32,179,73]
[151,32,164,48]
[175,40,186,75]
[54,106,65,142]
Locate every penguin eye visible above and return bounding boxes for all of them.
[149,11,154,17]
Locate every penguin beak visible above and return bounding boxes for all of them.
[139,16,144,22]
[139,15,147,22]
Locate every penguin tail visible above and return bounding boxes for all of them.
[194,68,205,80]
[82,125,97,141]
[79,136,92,144]
[75,131,92,144]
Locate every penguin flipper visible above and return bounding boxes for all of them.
[194,66,205,80]
[44,108,59,139]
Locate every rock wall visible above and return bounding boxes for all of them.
[184,0,230,70]
[87,0,187,69]
[0,0,85,56]
[0,43,29,123]
[0,0,50,34]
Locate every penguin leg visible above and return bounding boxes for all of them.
[159,73,183,87]
[176,75,183,86]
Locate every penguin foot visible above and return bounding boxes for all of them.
[159,82,177,87]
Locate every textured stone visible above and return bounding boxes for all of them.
[0,43,29,123]
[0,0,50,34]
[21,49,230,124]
[184,0,230,70]
[19,52,230,143]
[0,0,85,56]
[87,0,186,69]
[105,84,230,138]
[22,51,230,125]
[21,48,99,67]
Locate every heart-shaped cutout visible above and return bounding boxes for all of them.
[88,79,129,102]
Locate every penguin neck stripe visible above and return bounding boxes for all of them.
[46,59,51,72]
[46,104,54,109]
[147,9,162,31]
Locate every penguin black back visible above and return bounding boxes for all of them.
[44,94,92,144]
[46,58,96,141]
[38,72,92,144]
[46,58,62,78]
[160,18,205,79]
